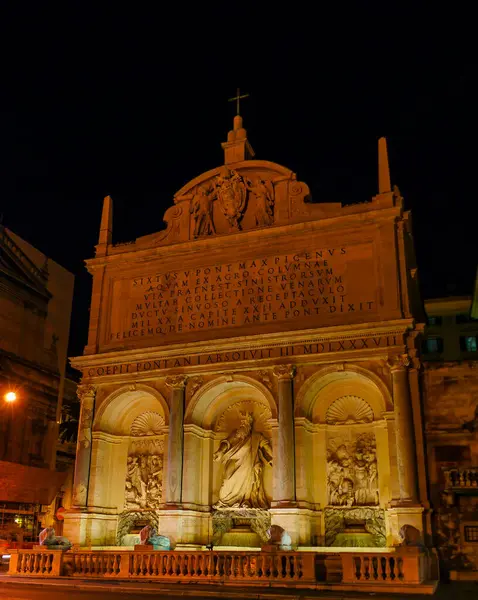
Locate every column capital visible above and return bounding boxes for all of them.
[77,384,96,403]
[388,354,410,373]
[273,364,296,381]
[166,375,188,389]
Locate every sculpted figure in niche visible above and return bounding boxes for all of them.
[190,185,215,238]
[213,411,272,509]
[246,177,274,227]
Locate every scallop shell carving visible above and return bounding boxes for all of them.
[130,411,165,436]
[326,395,373,425]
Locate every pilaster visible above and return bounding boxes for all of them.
[164,375,187,506]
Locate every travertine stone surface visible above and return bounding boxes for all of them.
[68,128,427,549]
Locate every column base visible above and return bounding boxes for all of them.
[157,508,210,547]
[63,510,118,546]
[269,507,321,546]
[271,500,298,509]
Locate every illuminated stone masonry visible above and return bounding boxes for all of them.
[64,118,429,567]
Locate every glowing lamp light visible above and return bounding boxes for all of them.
[4,391,17,402]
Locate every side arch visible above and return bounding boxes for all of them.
[93,384,169,435]
[295,363,392,423]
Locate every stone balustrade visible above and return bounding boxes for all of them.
[10,549,315,586]
[8,547,437,592]
[341,548,431,586]
[8,549,65,576]
[443,467,478,489]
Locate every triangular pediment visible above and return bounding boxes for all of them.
[0,226,51,301]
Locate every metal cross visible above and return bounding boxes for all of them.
[228,88,249,115]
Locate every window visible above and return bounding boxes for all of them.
[422,338,444,354]
[460,336,478,353]
[427,316,443,326]
[464,526,478,542]
[456,313,471,324]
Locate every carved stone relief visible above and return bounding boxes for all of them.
[211,508,271,546]
[116,511,159,546]
[324,507,386,547]
[327,432,379,507]
[130,411,165,436]
[124,412,165,510]
[213,401,272,509]
[326,396,373,425]
[190,185,215,238]
[214,167,247,229]
[188,376,204,399]
[246,177,275,227]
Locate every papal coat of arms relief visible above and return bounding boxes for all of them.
[215,167,248,230]
[189,168,276,237]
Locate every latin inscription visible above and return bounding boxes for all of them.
[86,334,397,377]
[109,246,377,342]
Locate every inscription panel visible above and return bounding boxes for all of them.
[107,243,379,346]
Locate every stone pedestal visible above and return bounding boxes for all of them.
[62,510,118,547]
[157,508,210,547]
[386,506,425,546]
[270,507,318,547]
[272,365,296,507]
[164,376,187,506]
[71,385,96,508]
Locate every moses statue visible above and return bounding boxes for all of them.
[213,412,272,509]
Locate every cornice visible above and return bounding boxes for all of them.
[85,206,402,269]
[71,319,414,369]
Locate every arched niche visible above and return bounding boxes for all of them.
[88,384,168,516]
[182,374,276,511]
[295,364,392,423]
[293,364,394,529]
[93,384,169,435]
[185,374,277,429]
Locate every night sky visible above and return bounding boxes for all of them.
[1,6,476,357]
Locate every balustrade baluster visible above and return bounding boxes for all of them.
[353,556,361,580]
[34,553,40,574]
[396,556,404,581]
[292,555,298,579]
[371,556,378,580]
[46,553,52,574]
[390,557,397,580]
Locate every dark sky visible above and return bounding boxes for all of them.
[1,6,476,357]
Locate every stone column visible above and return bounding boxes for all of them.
[165,375,187,506]
[273,365,296,505]
[72,385,96,507]
[389,355,418,504]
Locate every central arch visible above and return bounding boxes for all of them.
[185,374,277,428]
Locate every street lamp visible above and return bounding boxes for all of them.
[4,391,17,403]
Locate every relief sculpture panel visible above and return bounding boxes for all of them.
[124,411,165,510]
[327,431,379,507]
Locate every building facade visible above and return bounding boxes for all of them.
[0,225,76,543]
[65,119,431,555]
[422,294,478,578]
